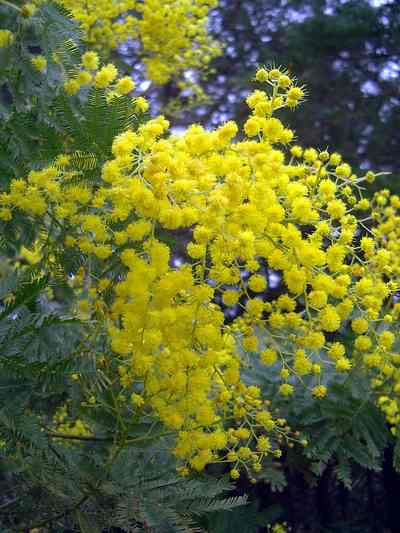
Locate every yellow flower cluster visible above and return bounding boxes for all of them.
[31,54,47,72]
[2,65,400,475]
[270,523,288,533]
[52,0,221,85]
[0,29,14,48]
[52,404,93,439]
[62,51,142,100]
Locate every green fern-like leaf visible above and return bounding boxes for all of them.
[334,457,352,490]
[69,150,98,171]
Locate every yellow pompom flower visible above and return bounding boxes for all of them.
[64,79,81,95]
[319,305,341,332]
[116,76,136,95]
[336,358,352,372]
[255,68,268,82]
[230,468,240,479]
[279,384,294,397]
[21,3,36,17]
[82,51,100,71]
[248,274,267,293]
[223,290,239,307]
[351,317,369,335]
[312,385,327,398]
[95,64,118,88]
[0,30,14,48]
[31,55,47,72]
[260,349,278,366]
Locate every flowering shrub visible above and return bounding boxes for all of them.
[57,0,221,85]
[0,1,399,531]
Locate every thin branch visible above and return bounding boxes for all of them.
[9,493,90,532]
[46,430,112,441]
[0,0,21,12]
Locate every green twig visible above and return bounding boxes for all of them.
[0,0,21,12]
[9,493,90,532]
